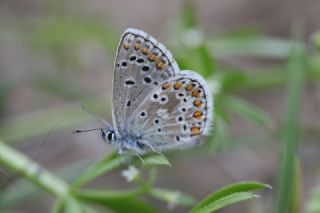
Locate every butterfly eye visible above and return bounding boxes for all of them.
[107,132,113,141]
[101,130,115,143]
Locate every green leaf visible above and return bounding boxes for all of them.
[192,192,258,213]
[150,188,197,207]
[143,154,171,167]
[192,181,271,212]
[222,95,274,128]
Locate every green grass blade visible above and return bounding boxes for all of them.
[192,181,270,212]
[192,192,258,213]
[222,95,274,128]
[276,26,305,213]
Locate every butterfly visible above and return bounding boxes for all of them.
[75,28,213,155]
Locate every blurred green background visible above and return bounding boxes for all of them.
[0,0,320,212]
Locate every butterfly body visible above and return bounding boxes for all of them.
[99,28,213,155]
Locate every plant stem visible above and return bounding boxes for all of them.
[276,26,304,213]
[0,140,69,198]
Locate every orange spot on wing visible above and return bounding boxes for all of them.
[193,110,203,119]
[192,89,201,98]
[124,43,130,50]
[193,100,203,107]
[156,59,167,69]
[134,43,141,50]
[162,82,171,90]
[191,126,201,136]
[186,84,194,91]
[142,48,149,55]
[174,81,182,90]
[148,53,157,61]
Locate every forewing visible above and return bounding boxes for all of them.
[112,28,179,135]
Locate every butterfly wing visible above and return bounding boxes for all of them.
[112,28,180,136]
[130,71,213,152]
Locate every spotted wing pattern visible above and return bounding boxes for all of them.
[112,28,179,136]
[112,28,213,153]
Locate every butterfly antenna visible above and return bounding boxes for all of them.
[73,128,103,134]
[34,122,61,161]
[80,103,112,127]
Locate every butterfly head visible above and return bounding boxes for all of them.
[101,128,117,144]
[73,127,117,144]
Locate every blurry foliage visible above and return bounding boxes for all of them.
[1,0,320,212]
